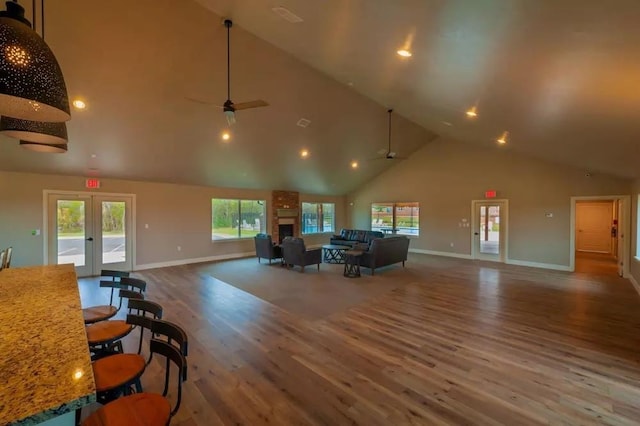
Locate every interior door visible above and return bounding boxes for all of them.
[48,193,133,276]
[472,201,507,262]
[576,201,613,253]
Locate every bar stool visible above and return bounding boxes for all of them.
[91,300,163,404]
[0,250,5,272]
[86,289,145,360]
[82,270,131,324]
[82,339,187,426]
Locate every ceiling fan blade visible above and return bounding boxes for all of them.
[233,100,269,110]
[185,97,223,108]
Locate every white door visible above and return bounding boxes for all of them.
[48,193,133,277]
[472,200,507,262]
[617,199,625,276]
[576,201,612,253]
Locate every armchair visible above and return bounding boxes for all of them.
[254,234,282,264]
[281,237,322,272]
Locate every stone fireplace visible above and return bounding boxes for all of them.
[272,190,300,244]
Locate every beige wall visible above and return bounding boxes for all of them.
[0,171,345,268]
[348,138,632,268]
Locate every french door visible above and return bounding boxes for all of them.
[472,200,508,262]
[47,193,133,277]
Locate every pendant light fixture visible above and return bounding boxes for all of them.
[0,115,66,143]
[20,139,66,152]
[0,0,70,122]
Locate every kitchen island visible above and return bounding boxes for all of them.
[0,264,96,425]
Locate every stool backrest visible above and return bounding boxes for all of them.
[2,247,12,269]
[149,339,187,417]
[0,250,5,271]
[126,299,163,356]
[99,269,131,306]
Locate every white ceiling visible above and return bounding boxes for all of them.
[1,0,638,195]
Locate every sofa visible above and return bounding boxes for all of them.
[254,233,282,264]
[281,237,322,272]
[360,236,410,275]
[330,229,384,248]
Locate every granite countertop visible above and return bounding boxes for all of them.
[0,264,96,425]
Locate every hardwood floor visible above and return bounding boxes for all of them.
[78,254,640,425]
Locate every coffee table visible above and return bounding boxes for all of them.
[322,244,351,264]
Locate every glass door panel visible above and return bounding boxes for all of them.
[49,196,93,277]
[101,201,126,265]
[473,201,507,262]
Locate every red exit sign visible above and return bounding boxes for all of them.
[86,178,101,189]
[485,190,496,198]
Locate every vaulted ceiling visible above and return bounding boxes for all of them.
[1,0,638,195]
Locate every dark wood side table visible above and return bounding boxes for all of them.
[343,250,364,278]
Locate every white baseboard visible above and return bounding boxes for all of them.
[135,251,255,271]
[629,274,640,296]
[409,248,473,260]
[505,259,571,271]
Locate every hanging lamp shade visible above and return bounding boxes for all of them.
[20,140,66,152]
[0,1,70,122]
[0,115,67,143]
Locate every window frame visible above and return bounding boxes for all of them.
[371,202,419,236]
[301,202,335,235]
[211,198,266,241]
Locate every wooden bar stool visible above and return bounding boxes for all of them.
[91,300,163,404]
[2,246,12,269]
[82,270,131,324]
[87,289,145,360]
[82,339,187,426]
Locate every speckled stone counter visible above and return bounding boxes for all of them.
[0,264,96,425]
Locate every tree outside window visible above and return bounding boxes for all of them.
[212,199,265,240]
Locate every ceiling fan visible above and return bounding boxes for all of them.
[189,19,269,125]
[373,109,407,160]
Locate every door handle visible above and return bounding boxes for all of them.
[86,237,94,241]
[474,232,479,236]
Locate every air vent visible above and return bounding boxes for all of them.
[272,6,304,23]
[296,118,311,128]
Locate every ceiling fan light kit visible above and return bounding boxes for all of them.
[0,0,70,122]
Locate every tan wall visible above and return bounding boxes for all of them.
[348,138,631,268]
[0,171,345,268]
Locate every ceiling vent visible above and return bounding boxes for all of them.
[297,118,311,128]
[272,6,304,23]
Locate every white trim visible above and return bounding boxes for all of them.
[570,195,630,276]
[135,251,255,271]
[629,274,640,296]
[409,248,473,260]
[505,258,571,271]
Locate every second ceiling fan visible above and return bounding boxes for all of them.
[374,109,406,160]
[221,19,268,125]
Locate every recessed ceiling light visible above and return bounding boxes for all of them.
[466,106,477,118]
[351,161,359,169]
[90,154,97,158]
[397,49,412,57]
[300,149,309,158]
[443,121,453,126]
[221,131,230,141]
[72,99,86,110]
[497,131,509,145]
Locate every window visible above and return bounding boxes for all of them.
[301,202,335,234]
[371,202,419,236]
[212,199,266,240]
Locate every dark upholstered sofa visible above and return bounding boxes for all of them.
[254,233,282,264]
[330,229,384,248]
[360,236,410,275]
[281,237,322,272]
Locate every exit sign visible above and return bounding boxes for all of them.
[86,178,100,189]
[485,190,496,198]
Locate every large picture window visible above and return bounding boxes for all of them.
[371,202,419,236]
[212,199,266,240]
[301,202,335,234]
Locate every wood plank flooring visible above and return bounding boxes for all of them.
[78,254,640,425]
